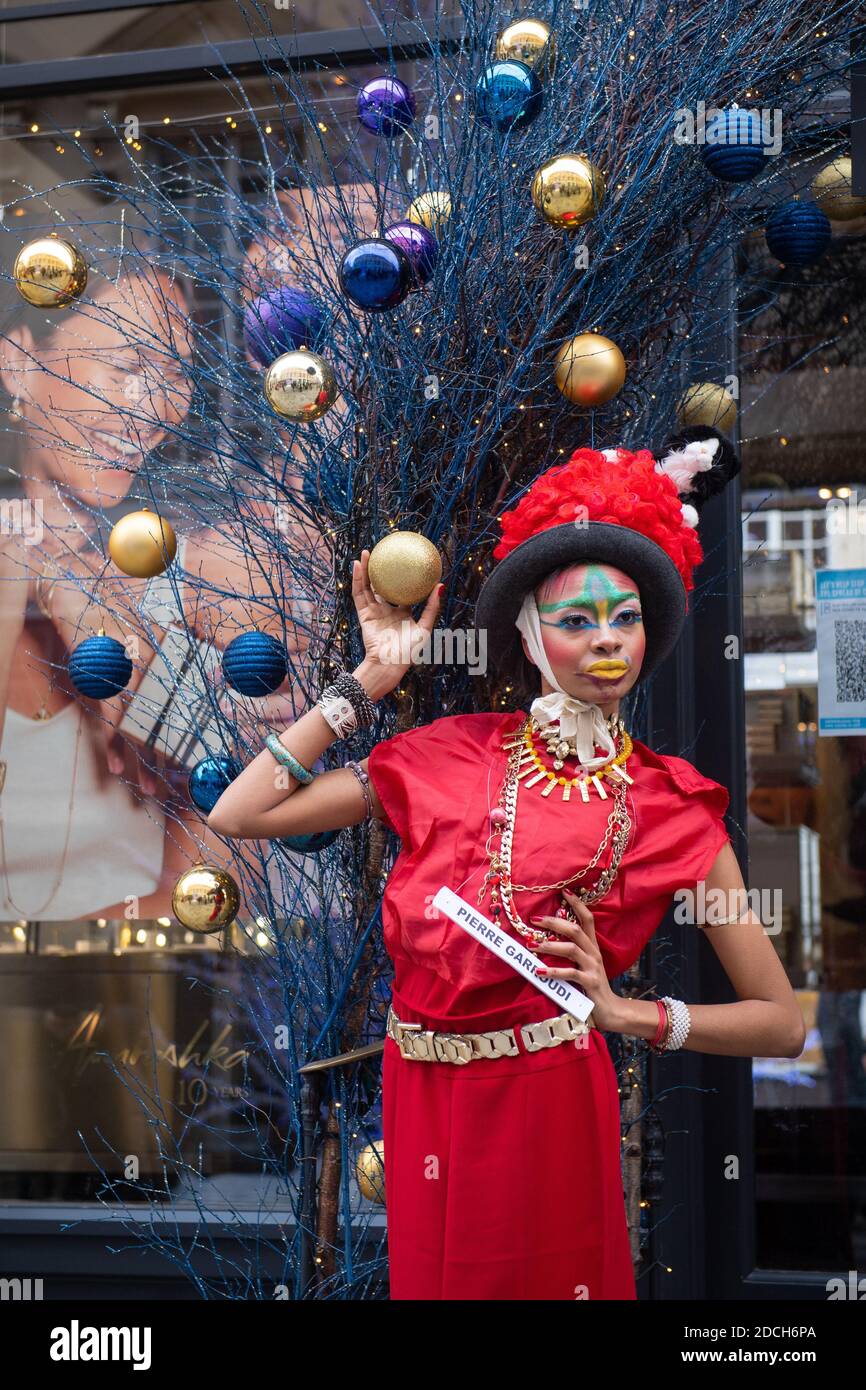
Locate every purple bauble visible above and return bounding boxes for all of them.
[383,220,439,289]
[357,76,416,137]
[243,286,324,368]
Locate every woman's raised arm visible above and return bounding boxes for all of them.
[206,668,388,839]
[207,548,443,840]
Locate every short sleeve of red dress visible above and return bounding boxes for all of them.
[367,712,502,844]
[656,753,732,881]
[366,722,446,848]
[599,747,734,975]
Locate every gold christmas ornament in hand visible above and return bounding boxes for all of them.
[405,191,452,234]
[14,236,88,308]
[554,333,626,406]
[811,156,866,223]
[109,507,177,578]
[367,532,442,606]
[495,18,557,79]
[676,381,737,432]
[355,1140,386,1204]
[264,349,339,422]
[532,153,605,230]
[171,863,240,933]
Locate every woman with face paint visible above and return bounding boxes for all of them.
[210,427,807,1300]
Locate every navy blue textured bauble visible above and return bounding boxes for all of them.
[475,60,543,132]
[243,286,324,368]
[68,633,133,700]
[357,76,416,136]
[222,631,288,696]
[338,239,412,312]
[765,199,832,267]
[189,756,241,813]
[383,220,439,289]
[700,109,766,182]
[279,829,342,853]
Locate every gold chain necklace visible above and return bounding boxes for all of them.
[477,715,633,945]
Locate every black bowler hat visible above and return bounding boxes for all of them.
[474,425,739,684]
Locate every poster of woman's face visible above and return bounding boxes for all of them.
[0,180,377,923]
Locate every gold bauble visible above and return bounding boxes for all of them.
[13,236,88,308]
[108,507,177,578]
[810,156,866,223]
[171,863,240,933]
[495,18,556,79]
[355,1140,385,1204]
[531,153,606,230]
[676,382,738,432]
[263,349,339,422]
[367,531,442,606]
[554,333,626,407]
[405,191,452,235]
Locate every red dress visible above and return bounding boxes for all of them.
[367,710,731,1301]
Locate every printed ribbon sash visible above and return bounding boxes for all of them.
[433,885,595,1023]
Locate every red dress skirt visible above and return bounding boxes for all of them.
[367,710,731,1301]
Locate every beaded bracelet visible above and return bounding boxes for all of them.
[663,997,691,1052]
[650,997,691,1054]
[265,732,315,785]
[345,759,373,821]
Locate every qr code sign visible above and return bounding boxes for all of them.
[835,619,866,704]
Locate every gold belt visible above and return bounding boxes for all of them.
[386,1002,594,1066]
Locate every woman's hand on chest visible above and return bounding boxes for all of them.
[527,889,625,1031]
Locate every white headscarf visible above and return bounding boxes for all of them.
[515,589,618,770]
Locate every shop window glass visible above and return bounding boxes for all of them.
[740,229,866,1272]
[0,18,417,1229]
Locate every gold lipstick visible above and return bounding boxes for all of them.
[585,660,629,680]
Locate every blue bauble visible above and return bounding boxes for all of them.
[279,829,342,853]
[475,60,543,132]
[189,756,241,813]
[338,239,412,312]
[357,76,416,136]
[68,633,132,700]
[243,286,324,368]
[700,109,766,182]
[383,220,439,289]
[222,631,288,696]
[765,199,831,267]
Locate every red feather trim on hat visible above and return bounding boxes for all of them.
[492,447,705,591]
